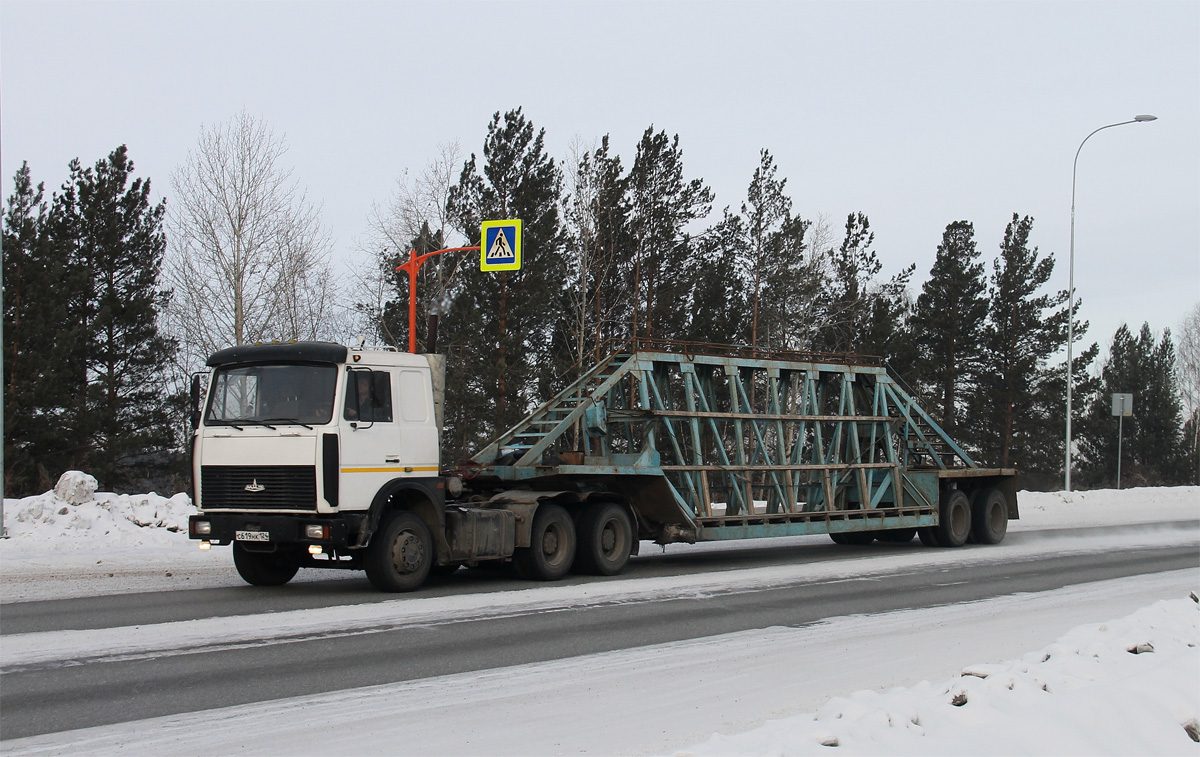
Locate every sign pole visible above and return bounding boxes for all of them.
[1117,414,1124,490]
[1111,392,1133,490]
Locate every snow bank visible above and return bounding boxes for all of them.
[1011,486,1200,531]
[676,593,1200,757]
[2,471,194,547]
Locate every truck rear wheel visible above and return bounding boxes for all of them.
[574,503,633,576]
[971,488,1008,544]
[514,503,576,581]
[917,527,940,547]
[936,490,972,548]
[233,544,300,586]
[365,511,433,592]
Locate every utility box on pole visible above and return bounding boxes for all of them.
[1112,393,1133,489]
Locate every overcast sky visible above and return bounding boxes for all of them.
[2,0,1197,357]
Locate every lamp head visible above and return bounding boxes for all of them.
[1134,114,1158,122]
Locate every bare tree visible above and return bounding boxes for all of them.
[1178,302,1200,417]
[356,142,463,346]
[562,135,630,369]
[1177,302,1200,482]
[166,111,338,368]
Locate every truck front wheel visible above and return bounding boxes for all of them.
[514,503,576,581]
[574,503,633,576]
[233,544,300,586]
[365,511,433,592]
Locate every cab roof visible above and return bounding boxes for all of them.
[207,342,349,367]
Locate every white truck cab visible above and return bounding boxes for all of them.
[189,342,472,590]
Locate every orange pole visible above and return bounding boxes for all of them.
[395,246,479,353]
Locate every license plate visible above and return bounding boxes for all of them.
[235,530,270,542]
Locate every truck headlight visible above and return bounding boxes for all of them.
[304,524,329,539]
[192,520,212,536]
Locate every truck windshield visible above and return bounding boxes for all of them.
[206,364,338,426]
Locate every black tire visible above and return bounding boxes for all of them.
[936,489,972,548]
[364,511,433,592]
[829,531,849,544]
[845,530,876,545]
[513,503,576,581]
[917,527,940,547]
[971,488,1009,545]
[878,528,917,544]
[573,503,633,576]
[232,544,300,586]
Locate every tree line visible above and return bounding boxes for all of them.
[4,109,1197,496]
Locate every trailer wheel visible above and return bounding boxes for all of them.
[574,503,633,576]
[971,488,1009,544]
[843,531,876,545]
[232,544,300,586]
[364,511,433,592]
[514,503,576,581]
[917,527,940,547]
[829,532,848,544]
[936,490,972,548]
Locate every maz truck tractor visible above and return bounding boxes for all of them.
[188,339,1018,592]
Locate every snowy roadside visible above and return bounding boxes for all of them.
[0,479,1197,755]
[2,571,1197,756]
[2,479,1196,602]
[673,588,1200,757]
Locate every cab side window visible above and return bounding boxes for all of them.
[344,370,393,423]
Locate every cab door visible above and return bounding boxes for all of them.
[339,368,403,510]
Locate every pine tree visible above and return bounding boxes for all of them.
[3,164,88,494]
[54,146,179,490]
[816,212,914,361]
[687,211,749,344]
[626,127,713,341]
[910,221,988,435]
[968,214,1068,472]
[1077,324,1186,487]
[443,108,567,460]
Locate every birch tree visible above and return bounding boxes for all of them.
[359,142,463,348]
[166,111,337,368]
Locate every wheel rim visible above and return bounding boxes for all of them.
[989,501,1006,533]
[952,501,969,539]
[391,530,425,574]
[600,521,618,556]
[541,521,570,565]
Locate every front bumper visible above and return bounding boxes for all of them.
[189,513,353,549]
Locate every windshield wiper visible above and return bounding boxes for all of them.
[227,418,277,430]
[263,417,314,430]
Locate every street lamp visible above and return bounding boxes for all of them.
[1064,114,1157,491]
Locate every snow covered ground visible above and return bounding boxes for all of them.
[1,476,1197,755]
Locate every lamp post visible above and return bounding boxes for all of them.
[1064,114,1157,491]
[395,245,478,353]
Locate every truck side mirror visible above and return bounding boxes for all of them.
[190,373,207,430]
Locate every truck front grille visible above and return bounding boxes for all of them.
[201,465,317,510]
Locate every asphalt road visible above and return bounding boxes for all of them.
[1,528,1197,741]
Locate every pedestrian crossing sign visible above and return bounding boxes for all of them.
[480,219,522,271]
